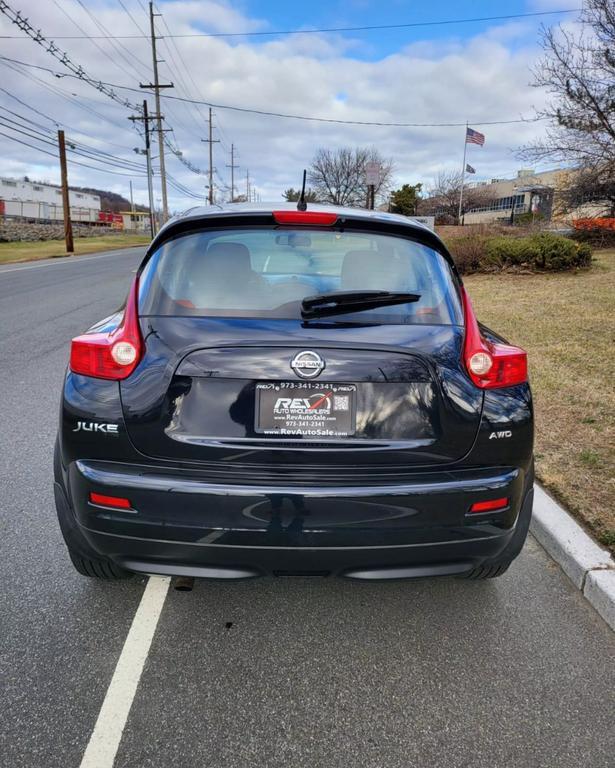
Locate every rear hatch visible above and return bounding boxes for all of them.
[120,212,483,481]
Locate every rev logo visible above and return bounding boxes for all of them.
[489,430,512,440]
[73,421,119,435]
[274,392,332,412]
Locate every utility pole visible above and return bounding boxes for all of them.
[226,143,239,202]
[246,168,250,201]
[58,129,74,254]
[129,100,156,238]
[201,107,220,205]
[129,180,135,215]
[143,102,156,238]
[140,2,173,223]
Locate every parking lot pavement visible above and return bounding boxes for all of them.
[0,247,148,768]
[1,247,614,768]
[116,540,615,768]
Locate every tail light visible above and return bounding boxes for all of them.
[70,277,142,380]
[470,497,509,513]
[461,286,527,389]
[273,210,338,226]
[89,492,132,510]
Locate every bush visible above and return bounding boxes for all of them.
[483,236,541,267]
[445,231,592,274]
[530,232,592,270]
[444,235,488,273]
[571,227,615,249]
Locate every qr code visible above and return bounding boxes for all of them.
[333,395,350,411]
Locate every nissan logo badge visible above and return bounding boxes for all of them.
[290,350,325,379]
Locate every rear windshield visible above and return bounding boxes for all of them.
[138,227,462,325]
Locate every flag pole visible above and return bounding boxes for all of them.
[458,122,468,225]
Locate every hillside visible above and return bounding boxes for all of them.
[20,177,148,213]
[71,185,149,213]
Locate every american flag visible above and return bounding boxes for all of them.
[466,127,485,146]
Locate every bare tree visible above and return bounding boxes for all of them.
[282,187,320,203]
[419,171,496,223]
[556,167,615,218]
[520,0,615,214]
[307,147,394,207]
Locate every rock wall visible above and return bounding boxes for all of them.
[0,222,120,242]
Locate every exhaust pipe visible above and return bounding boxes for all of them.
[173,576,195,592]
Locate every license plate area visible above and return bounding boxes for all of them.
[255,382,357,438]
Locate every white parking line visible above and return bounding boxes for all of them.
[79,576,171,768]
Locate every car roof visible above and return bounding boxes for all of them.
[161,202,432,235]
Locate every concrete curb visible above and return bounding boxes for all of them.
[531,484,615,631]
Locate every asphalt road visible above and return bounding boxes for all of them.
[0,247,613,768]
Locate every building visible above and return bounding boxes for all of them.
[463,169,563,224]
[0,176,100,222]
[120,211,151,232]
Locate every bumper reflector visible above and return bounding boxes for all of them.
[89,492,132,510]
[470,497,509,513]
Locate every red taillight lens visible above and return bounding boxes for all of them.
[470,497,509,513]
[70,277,142,380]
[461,286,527,389]
[89,492,132,509]
[273,210,338,226]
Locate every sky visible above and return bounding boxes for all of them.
[0,0,581,213]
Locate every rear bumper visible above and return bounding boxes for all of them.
[59,459,532,578]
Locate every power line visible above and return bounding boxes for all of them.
[146,95,547,128]
[0,9,581,39]
[0,1,140,111]
[151,6,233,178]
[1,56,205,177]
[155,5,219,137]
[0,85,59,128]
[165,173,204,200]
[0,89,145,157]
[156,13,207,136]
[72,0,151,80]
[0,128,147,176]
[0,114,146,172]
[0,60,142,143]
[0,105,146,167]
[0,5,205,181]
[0,55,547,128]
[116,0,148,37]
[51,0,141,84]
[134,6,213,149]
[162,133,207,174]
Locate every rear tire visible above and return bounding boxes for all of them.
[67,548,131,580]
[463,561,512,580]
[460,482,534,580]
[54,437,131,580]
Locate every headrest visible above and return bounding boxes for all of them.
[181,240,256,308]
[206,242,252,275]
[341,249,409,291]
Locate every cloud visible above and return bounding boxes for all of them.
[0,0,555,210]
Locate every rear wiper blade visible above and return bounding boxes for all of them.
[301,290,421,319]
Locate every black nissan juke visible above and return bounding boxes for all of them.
[54,203,534,581]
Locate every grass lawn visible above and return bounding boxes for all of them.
[465,249,615,554]
[0,234,150,265]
